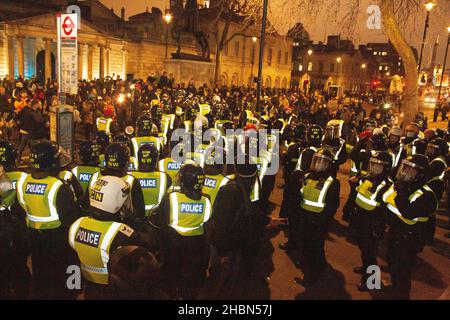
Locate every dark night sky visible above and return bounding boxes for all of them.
[100,0,450,65]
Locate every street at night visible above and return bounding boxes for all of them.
[0,0,450,307]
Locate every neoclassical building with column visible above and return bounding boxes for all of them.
[0,12,128,83]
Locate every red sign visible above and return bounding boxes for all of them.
[62,16,75,36]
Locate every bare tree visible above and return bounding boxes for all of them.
[207,0,261,85]
[249,0,434,125]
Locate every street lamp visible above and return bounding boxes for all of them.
[336,57,341,88]
[307,49,313,56]
[251,36,257,85]
[164,11,172,59]
[418,1,435,73]
[437,26,450,101]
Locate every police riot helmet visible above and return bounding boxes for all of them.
[367,151,392,177]
[325,119,344,140]
[137,144,159,172]
[369,133,388,151]
[307,125,323,147]
[405,122,420,139]
[96,131,110,149]
[395,154,429,184]
[179,164,205,194]
[293,123,307,142]
[151,104,163,120]
[105,143,130,170]
[0,140,17,169]
[310,149,334,173]
[426,138,449,160]
[388,126,402,145]
[136,115,153,137]
[114,134,133,152]
[29,140,59,171]
[204,146,226,173]
[89,175,131,215]
[435,128,445,139]
[79,141,100,166]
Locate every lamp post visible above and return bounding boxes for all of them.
[164,12,172,59]
[437,26,450,102]
[361,63,366,94]
[306,49,312,94]
[418,1,435,73]
[256,0,268,113]
[251,36,257,86]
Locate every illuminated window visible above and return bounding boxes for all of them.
[299,64,303,71]
[308,62,313,71]
[373,51,378,55]
[385,66,388,70]
[379,66,383,71]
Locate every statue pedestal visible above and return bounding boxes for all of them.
[165,58,215,87]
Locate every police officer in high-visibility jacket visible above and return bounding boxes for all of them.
[158,140,184,186]
[280,125,323,250]
[423,137,448,245]
[72,141,101,196]
[113,134,139,171]
[343,133,391,223]
[84,143,146,227]
[394,123,421,169]
[96,104,118,136]
[16,140,78,298]
[96,131,111,169]
[202,146,232,207]
[130,144,171,216]
[352,151,392,291]
[321,119,347,175]
[0,140,30,298]
[131,115,162,161]
[291,149,340,287]
[382,155,437,299]
[155,164,212,299]
[69,176,158,299]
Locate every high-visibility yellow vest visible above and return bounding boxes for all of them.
[158,158,182,183]
[130,171,168,216]
[202,174,232,206]
[355,179,387,211]
[17,175,63,230]
[1,171,27,210]
[300,175,334,213]
[96,117,112,133]
[215,120,233,134]
[382,184,433,225]
[131,136,161,160]
[72,165,101,195]
[428,156,447,183]
[69,217,134,285]
[168,192,212,236]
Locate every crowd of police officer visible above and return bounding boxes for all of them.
[0,91,449,300]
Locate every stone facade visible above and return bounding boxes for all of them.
[0,0,292,88]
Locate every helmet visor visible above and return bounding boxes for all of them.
[426,143,439,158]
[395,159,421,183]
[367,158,388,176]
[389,134,400,145]
[326,126,339,139]
[310,153,332,172]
